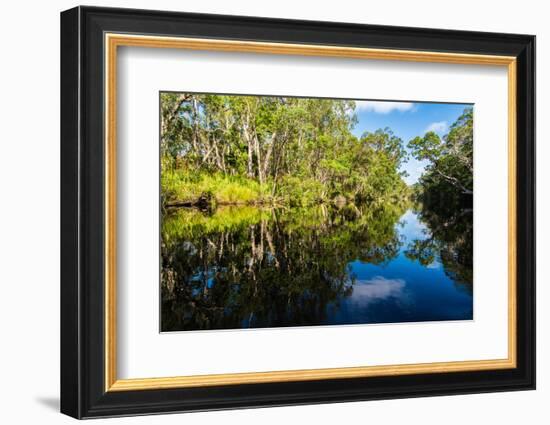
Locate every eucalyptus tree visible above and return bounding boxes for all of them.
[408,107,473,196]
[160,93,410,206]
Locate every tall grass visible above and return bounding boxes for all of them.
[161,169,409,208]
[162,169,272,205]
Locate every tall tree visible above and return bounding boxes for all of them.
[408,107,473,196]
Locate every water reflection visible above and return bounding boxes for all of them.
[354,277,406,300]
[161,202,473,332]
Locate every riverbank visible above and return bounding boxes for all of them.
[162,169,410,209]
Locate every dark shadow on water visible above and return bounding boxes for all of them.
[35,396,59,412]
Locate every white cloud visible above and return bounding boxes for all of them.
[425,121,448,134]
[355,101,415,114]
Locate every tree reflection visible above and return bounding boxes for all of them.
[405,193,473,294]
[406,107,473,295]
[161,203,406,331]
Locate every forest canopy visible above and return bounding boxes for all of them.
[161,93,409,208]
[408,107,473,199]
[161,93,473,213]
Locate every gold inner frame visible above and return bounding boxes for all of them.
[104,33,517,392]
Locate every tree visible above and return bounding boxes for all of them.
[408,107,473,196]
[405,107,474,292]
[160,93,409,207]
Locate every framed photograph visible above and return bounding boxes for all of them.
[60,6,535,419]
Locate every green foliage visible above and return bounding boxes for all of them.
[405,107,474,292]
[162,169,270,205]
[277,176,326,207]
[408,107,473,200]
[160,94,410,207]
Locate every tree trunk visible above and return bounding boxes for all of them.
[242,109,254,178]
[254,133,263,184]
[261,131,277,181]
[192,97,199,153]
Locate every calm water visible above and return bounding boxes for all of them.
[161,204,473,332]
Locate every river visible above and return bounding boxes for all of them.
[161,204,473,331]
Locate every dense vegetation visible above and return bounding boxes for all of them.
[408,108,473,201]
[161,93,409,208]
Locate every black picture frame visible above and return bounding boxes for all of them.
[61,5,536,419]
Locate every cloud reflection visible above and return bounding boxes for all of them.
[426,259,441,269]
[350,276,406,304]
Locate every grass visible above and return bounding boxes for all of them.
[161,169,409,209]
[162,169,271,205]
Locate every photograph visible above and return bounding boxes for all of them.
[160,93,474,332]
[57,4,536,419]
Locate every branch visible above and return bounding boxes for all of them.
[162,94,192,139]
[433,168,473,195]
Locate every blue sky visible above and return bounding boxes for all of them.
[350,100,471,185]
